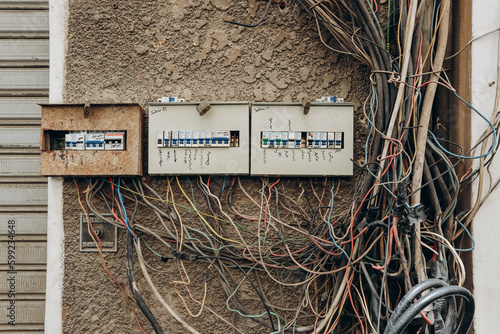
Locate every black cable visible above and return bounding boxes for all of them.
[385,285,474,334]
[123,180,164,334]
[386,278,449,329]
[226,0,272,28]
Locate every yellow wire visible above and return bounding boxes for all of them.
[175,177,242,245]
[74,180,137,302]
[102,178,235,226]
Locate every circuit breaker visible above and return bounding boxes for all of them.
[250,103,353,176]
[148,102,249,175]
[40,104,143,176]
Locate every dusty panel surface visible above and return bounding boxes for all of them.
[148,102,250,175]
[40,104,143,176]
[61,1,370,333]
[251,102,353,176]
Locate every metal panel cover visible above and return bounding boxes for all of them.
[148,102,250,175]
[250,103,354,176]
[40,104,143,176]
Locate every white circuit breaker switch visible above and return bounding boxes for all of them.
[171,131,179,147]
[281,132,289,148]
[328,132,335,148]
[274,132,282,148]
[262,131,270,148]
[294,132,302,148]
[268,132,276,148]
[73,133,85,150]
[104,132,125,150]
[192,131,199,147]
[204,130,211,147]
[313,132,321,148]
[287,132,295,148]
[156,131,164,147]
[179,131,186,147]
[163,131,171,147]
[185,131,192,147]
[307,132,314,148]
[221,131,230,147]
[85,133,105,150]
[65,134,73,150]
[320,132,328,149]
[212,131,230,147]
[334,132,343,149]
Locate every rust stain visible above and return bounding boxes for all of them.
[40,104,144,176]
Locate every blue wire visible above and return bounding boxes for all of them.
[292,320,296,334]
[117,178,138,243]
[430,0,437,41]
[428,91,497,160]
[454,220,475,252]
[143,240,162,257]
[327,179,355,267]
[99,189,112,212]
[221,176,226,195]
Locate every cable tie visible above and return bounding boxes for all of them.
[204,268,212,282]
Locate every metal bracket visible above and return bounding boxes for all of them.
[196,101,211,116]
[301,97,311,115]
[84,103,91,118]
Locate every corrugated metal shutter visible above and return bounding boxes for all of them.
[0,1,48,332]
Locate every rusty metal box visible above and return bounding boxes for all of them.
[40,104,143,176]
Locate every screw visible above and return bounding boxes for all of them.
[94,229,104,238]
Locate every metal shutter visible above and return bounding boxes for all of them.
[0,1,48,332]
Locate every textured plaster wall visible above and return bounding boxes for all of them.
[61,0,370,333]
[471,0,500,332]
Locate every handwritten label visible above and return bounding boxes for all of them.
[254,106,269,113]
[158,149,163,166]
[206,151,211,165]
[151,106,168,115]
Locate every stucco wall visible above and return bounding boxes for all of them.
[58,1,369,333]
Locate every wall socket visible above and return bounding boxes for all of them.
[80,213,118,252]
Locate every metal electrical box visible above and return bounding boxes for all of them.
[148,102,250,175]
[250,103,353,176]
[80,214,118,252]
[40,104,143,176]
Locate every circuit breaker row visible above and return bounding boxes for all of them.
[65,131,126,151]
[261,131,344,149]
[156,130,239,148]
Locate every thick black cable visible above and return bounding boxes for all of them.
[385,285,474,334]
[124,181,164,334]
[387,278,449,329]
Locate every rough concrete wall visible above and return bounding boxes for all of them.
[62,0,370,333]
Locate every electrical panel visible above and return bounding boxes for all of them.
[250,103,353,176]
[40,104,143,176]
[148,102,249,175]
